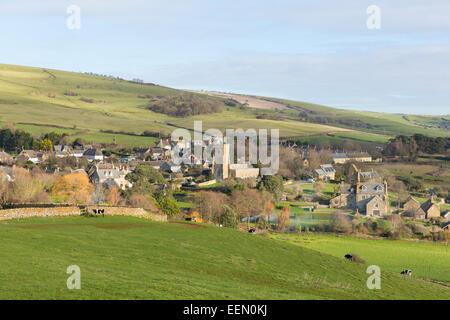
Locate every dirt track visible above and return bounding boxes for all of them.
[190,91,288,110]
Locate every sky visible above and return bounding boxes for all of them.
[0,0,449,115]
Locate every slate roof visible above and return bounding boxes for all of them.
[420,199,438,213]
[83,148,103,156]
[358,184,385,194]
[331,153,348,159]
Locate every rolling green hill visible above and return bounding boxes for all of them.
[0,63,447,148]
[0,216,448,299]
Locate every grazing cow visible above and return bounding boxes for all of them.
[100,209,105,217]
[344,254,353,261]
[93,209,97,215]
[401,270,412,276]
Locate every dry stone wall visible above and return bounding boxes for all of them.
[0,206,80,220]
[0,206,168,222]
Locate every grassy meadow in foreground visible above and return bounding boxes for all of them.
[0,216,448,300]
[269,233,450,283]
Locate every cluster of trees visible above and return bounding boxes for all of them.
[287,213,447,241]
[384,134,450,160]
[277,147,332,180]
[0,169,93,205]
[147,93,223,117]
[0,128,38,152]
[194,175,284,228]
[194,189,272,229]
[0,162,181,216]
[278,147,305,179]
[0,127,70,153]
[0,167,54,203]
[124,162,179,216]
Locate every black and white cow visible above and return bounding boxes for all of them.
[400,270,412,276]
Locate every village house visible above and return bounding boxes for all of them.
[70,148,85,158]
[347,152,372,163]
[88,163,132,190]
[330,172,389,217]
[135,146,152,159]
[313,164,336,181]
[331,153,349,164]
[420,196,441,220]
[160,161,182,173]
[0,166,14,182]
[355,183,389,215]
[403,196,420,211]
[148,147,163,160]
[229,163,260,179]
[442,221,450,231]
[53,145,72,158]
[346,163,381,185]
[402,196,425,218]
[157,137,172,151]
[331,152,372,164]
[0,151,14,165]
[83,148,104,161]
[148,160,164,171]
[54,145,71,153]
[359,170,380,182]
[17,150,40,164]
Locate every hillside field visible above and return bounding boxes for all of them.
[0,64,351,148]
[270,233,450,283]
[0,216,448,299]
[0,64,448,148]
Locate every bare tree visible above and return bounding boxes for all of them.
[231,189,263,229]
[194,191,228,222]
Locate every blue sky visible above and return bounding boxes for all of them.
[0,0,449,115]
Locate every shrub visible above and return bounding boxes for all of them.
[79,97,94,103]
[347,253,366,264]
[221,205,238,229]
[128,194,158,211]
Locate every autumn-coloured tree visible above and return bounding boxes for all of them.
[40,138,53,151]
[52,173,94,204]
[264,200,274,230]
[278,206,290,231]
[107,186,122,206]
